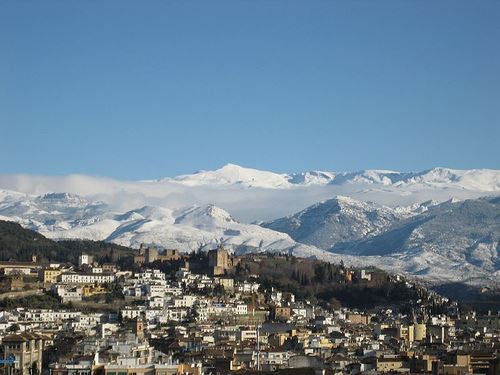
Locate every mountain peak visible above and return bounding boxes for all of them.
[173,163,290,188]
[334,195,362,203]
[36,192,92,208]
[263,195,402,251]
[218,163,247,170]
[175,204,235,225]
[40,192,83,200]
[202,204,235,221]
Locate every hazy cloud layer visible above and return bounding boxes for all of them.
[0,172,496,222]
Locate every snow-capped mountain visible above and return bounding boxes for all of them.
[262,196,406,250]
[0,190,320,256]
[0,164,499,286]
[169,163,292,188]
[163,164,500,191]
[1,165,499,223]
[397,168,500,191]
[1,164,498,224]
[333,196,500,259]
[263,196,500,285]
[104,203,311,253]
[0,190,109,233]
[288,171,337,185]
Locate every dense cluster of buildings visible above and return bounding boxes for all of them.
[0,247,498,375]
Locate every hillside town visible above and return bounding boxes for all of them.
[3,0,499,373]
[0,245,498,375]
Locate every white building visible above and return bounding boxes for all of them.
[24,309,81,322]
[61,273,115,284]
[145,284,166,298]
[236,281,260,294]
[235,304,248,315]
[51,284,83,303]
[121,307,147,320]
[173,295,197,308]
[78,254,91,268]
[147,296,165,308]
[237,329,257,342]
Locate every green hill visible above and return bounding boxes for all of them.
[0,220,135,265]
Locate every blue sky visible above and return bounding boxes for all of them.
[1,0,499,179]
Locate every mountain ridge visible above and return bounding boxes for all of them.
[264,196,500,286]
[158,164,500,191]
[0,165,499,286]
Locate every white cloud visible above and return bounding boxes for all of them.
[0,165,498,222]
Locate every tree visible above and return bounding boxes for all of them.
[213,284,225,296]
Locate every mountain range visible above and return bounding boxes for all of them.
[264,195,500,285]
[0,164,499,286]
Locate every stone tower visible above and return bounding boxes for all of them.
[208,246,230,276]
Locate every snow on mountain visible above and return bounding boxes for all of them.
[329,170,411,186]
[166,165,500,191]
[328,168,500,191]
[174,205,235,226]
[168,164,336,188]
[169,163,292,188]
[393,199,440,216]
[46,218,125,242]
[335,196,500,258]
[331,196,497,285]
[0,190,322,256]
[0,166,499,286]
[266,196,500,285]
[263,196,404,250]
[0,189,30,202]
[288,171,336,185]
[399,168,500,191]
[0,189,109,234]
[330,249,496,286]
[37,192,91,208]
[1,165,499,223]
[104,204,307,253]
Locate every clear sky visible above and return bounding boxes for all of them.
[1,0,499,179]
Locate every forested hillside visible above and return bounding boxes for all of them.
[0,220,135,265]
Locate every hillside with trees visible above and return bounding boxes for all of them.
[0,220,135,265]
[231,254,448,312]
